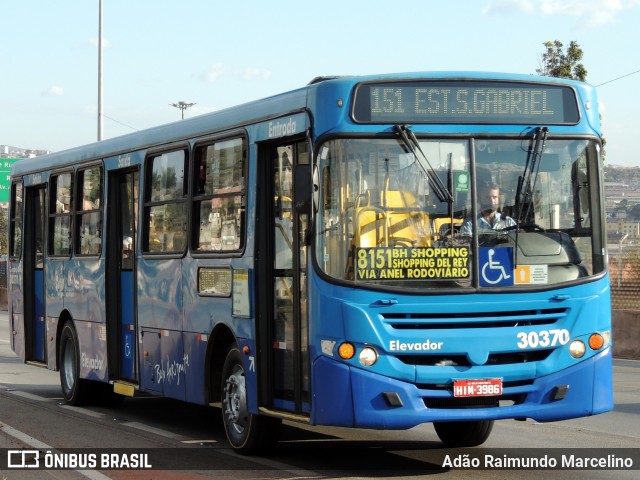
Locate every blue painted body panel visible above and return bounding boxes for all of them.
[120,270,135,379]
[137,258,183,330]
[74,319,108,382]
[33,270,45,362]
[307,271,613,427]
[140,328,162,393]
[63,259,105,324]
[183,332,209,404]
[311,347,611,428]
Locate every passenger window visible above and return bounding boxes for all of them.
[193,137,246,252]
[144,150,187,253]
[49,173,73,256]
[10,182,23,258]
[76,167,103,256]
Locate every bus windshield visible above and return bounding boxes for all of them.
[315,136,604,290]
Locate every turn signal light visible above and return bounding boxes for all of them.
[338,342,355,359]
[588,333,605,351]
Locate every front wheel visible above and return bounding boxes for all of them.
[221,345,281,453]
[433,420,494,447]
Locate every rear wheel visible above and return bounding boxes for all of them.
[59,321,91,406]
[221,344,280,453]
[433,420,494,447]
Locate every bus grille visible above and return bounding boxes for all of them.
[394,349,553,367]
[381,308,567,366]
[382,307,568,330]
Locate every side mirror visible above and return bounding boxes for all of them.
[294,164,312,214]
[312,164,319,212]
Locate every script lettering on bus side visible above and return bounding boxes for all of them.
[355,247,470,281]
[154,354,190,385]
[117,154,132,168]
[81,352,104,371]
[27,173,43,185]
[268,118,298,138]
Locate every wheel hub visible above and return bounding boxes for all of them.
[223,366,247,431]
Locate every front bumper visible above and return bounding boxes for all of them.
[311,347,613,429]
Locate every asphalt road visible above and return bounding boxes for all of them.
[0,311,638,479]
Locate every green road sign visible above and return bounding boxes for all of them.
[0,158,19,203]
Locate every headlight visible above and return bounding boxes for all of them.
[359,347,378,366]
[569,340,586,358]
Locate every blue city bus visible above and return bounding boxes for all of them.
[9,72,612,451]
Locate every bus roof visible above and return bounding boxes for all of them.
[11,71,593,177]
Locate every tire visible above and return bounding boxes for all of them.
[221,345,280,453]
[433,420,494,447]
[59,321,91,406]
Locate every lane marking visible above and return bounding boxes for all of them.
[121,421,185,440]
[7,390,49,402]
[60,405,107,418]
[2,388,319,476]
[0,421,112,480]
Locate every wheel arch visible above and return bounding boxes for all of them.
[205,322,237,404]
[53,309,75,371]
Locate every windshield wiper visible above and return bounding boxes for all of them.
[513,127,548,268]
[515,127,548,225]
[395,125,453,203]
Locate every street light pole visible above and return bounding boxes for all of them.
[618,233,629,288]
[97,0,103,141]
[170,101,196,120]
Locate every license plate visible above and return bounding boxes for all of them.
[453,378,502,397]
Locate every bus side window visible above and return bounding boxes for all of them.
[192,137,246,253]
[144,150,188,254]
[50,172,73,257]
[76,167,103,256]
[10,182,23,258]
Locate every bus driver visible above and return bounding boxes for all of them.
[461,182,516,235]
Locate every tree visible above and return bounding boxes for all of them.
[536,40,587,81]
[536,40,607,159]
[628,204,640,221]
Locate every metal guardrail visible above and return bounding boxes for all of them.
[610,242,640,311]
[0,259,5,288]
[612,284,640,311]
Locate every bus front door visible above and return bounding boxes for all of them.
[106,169,139,384]
[23,186,46,363]
[259,140,310,416]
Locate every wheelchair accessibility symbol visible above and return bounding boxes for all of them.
[479,247,514,286]
[124,335,132,358]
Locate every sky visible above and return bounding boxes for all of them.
[1,0,639,166]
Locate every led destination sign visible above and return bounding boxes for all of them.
[353,81,580,124]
